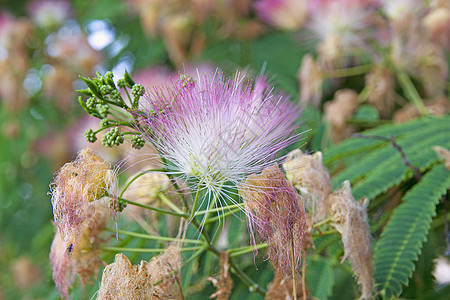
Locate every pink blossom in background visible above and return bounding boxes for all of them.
[307,0,381,63]
[27,0,72,29]
[254,0,309,30]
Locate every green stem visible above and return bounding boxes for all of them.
[195,203,244,215]
[159,194,184,214]
[204,207,241,225]
[324,64,373,78]
[118,197,188,218]
[229,243,268,258]
[106,228,204,245]
[291,237,297,300]
[190,218,267,296]
[102,246,198,253]
[314,216,333,228]
[396,70,428,115]
[312,229,338,237]
[188,186,202,221]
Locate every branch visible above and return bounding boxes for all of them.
[352,134,422,180]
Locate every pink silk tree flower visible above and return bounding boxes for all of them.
[137,72,301,220]
[307,0,380,65]
[27,0,72,29]
[254,0,309,30]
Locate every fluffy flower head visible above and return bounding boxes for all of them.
[139,72,300,211]
[254,0,309,30]
[308,0,380,62]
[27,0,72,28]
[238,165,309,274]
[50,148,116,246]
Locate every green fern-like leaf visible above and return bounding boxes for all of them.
[331,119,450,189]
[323,116,450,165]
[352,131,450,199]
[373,164,450,298]
[307,256,335,300]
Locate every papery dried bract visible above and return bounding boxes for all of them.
[254,0,308,30]
[328,181,374,299]
[324,89,359,142]
[209,252,233,300]
[97,244,182,300]
[238,165,309,275]
[50,148,115,246]
[298,54,323,107]
[283,149,332,221]
[265,271,307,300]
[50,198,110,300]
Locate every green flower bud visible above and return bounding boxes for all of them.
[109,89,120,101]
[96,104,109,118]
[131,84,145,98]
[102,127,124,147]
[86,97,96,111]
[130,135,145,150]
[84,128,97,143]
[100,119,109,128]
[100,85,112,95]
[117,79,129,89]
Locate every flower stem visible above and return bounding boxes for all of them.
[396,70,428,116]
[190,218,267,296]
[205,207,241,225]
[102,246,198,253]
[312,229,338,237]
[106,228,204,245]
[324,64,373,78]
[188,186,202,221]
[229,243,268,258]
[313,216,333,228]
[291,238,297,300]
[159,194,184,214]
[118,197,188,218]
[195,203,244,216]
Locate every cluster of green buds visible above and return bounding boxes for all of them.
[110,198,127,213]
[130,135,145,150]
[84,128,97,143]
[77,70,150,150]
[102,127,124,147]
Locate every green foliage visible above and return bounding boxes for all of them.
[307,256,336,300]
[373,164,450,298]
[325,116,450,198]
[323,117,448,165]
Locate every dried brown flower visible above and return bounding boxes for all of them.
[328,181,374,299]
[238,165,309,275]
[50,198,110,300]
[50,148,116,246]
[298,54,323,107]
[209,252,233,300]
[365,66,395,117]
[283,149,332,221]
[324,89,359,143]
[97,244,182,300]
[265,271,308,300]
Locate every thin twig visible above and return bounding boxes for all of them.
[352,134,422,180]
